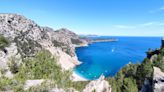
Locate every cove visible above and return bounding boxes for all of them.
[74,36,161,80]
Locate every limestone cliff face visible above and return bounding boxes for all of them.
[0,14,113,92]
[83,76,112,92]
[0,14,86,70]
[153,67,164,92]
[141,67,164,92]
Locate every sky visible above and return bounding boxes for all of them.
[0,0,164,36]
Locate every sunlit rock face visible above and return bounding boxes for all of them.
[83,75,112,92]
[0,43,21,78]
[153,67,164,92]
[0,14,87,71]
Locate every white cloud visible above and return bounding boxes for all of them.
[149,6,164,13]
[140,21,164,26]
[113,21,164,30]
[141,22,154,26]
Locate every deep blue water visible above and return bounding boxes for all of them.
[74,36,162,80]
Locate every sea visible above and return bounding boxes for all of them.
[74,36,162,80]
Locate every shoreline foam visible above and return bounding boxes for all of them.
[72,71,88,81]
[72,43,89,81]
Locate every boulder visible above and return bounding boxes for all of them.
[153,67,164,92]
[83,75,112,92]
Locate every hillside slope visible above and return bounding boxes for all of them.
[0,14,87,70]
[0,14,111,92]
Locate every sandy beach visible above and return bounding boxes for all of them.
[72,71,88,81]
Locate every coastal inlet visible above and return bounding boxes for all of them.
[74,36,161,80]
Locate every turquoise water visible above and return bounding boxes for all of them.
[74,37,161,80]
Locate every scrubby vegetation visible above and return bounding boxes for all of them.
[0,73,24,92]
[108,58,155,92]
[0,50,88,92]
[153,48,164,72]
[71,38,82,45]
[108,63,140,92]
[53,40,65,47]
[107,47,164,92]
[14,36,42,58]
[0,35,9,50]
[8,57,19,74]
[2,34,164,92]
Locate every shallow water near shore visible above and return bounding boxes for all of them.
[74,36,161,80]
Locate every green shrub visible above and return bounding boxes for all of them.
[107,60,153,92]
[0,50,89,91]
[122,77,138,92]
[0,76,24,92]
[8,57,19,74]
[137,58,153,79]
[15,50,87,91]
[71,81,89,91]
[0,76,12,91]
[0,35,9,50]
[16,50,63,79]
[107,77,120,92]
[152,54,164,72]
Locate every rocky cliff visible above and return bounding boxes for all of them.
[0,14,112,92]
[83,75,112,92]
[0,13,87,71]
[153,67,164,92]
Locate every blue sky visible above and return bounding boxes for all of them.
[0,0,164,36]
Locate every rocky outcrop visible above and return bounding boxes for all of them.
[44,27,87,57]
[49,88,65,92]
[0,43,21,78]
[83,75,112,92]
[150,54,158,62]
[0,14,86,70]
[24,79,45,90]
[153,67,164,92]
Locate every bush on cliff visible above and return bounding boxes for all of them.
[8,57,20,74]
[107,60,153,92]
[0,35,9,50]
[108,64,138,92]
[0,76,12,91]
[16,50,72,84]
[122,77,138,92]
[13,50,88,91]
[153,53,164,72]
